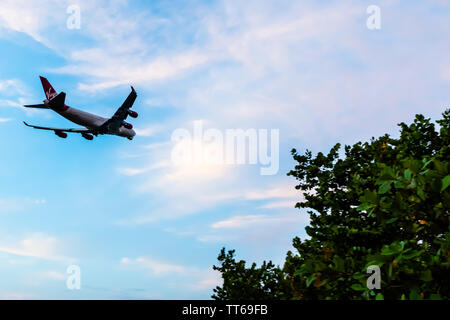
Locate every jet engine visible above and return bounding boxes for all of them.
[128,110,138,118]
[55,131,67,138]
[82,133,94,140]
[122,122,133,130]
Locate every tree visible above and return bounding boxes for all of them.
[212,248,291,300]
[213,110,450,300]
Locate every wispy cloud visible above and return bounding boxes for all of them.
[211,213,300,229]
[259,200,296,209]
[195,211,309,255]
[245,185,299,200]
[190,269,222,292]
[0,233,72,262]
[23,270,67,287]
[0,79,27,95]
[121,257,186,276]
[134,125,162,137]
[120,256,222,293]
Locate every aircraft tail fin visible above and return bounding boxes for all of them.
[40,76,58,101]
[48,92,66,109]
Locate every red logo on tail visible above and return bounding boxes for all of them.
[40,76,58,100]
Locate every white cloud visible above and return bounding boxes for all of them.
[190,269,222,291]
[211,213,302,229]
[74,51,210,92]
[0,1,49,43]
[117,137,300,223]
[40,270,66,281]
[24,270,67,287]
[245,185,299,200]
[0,79,26,95]
[0,233,71,261]
[134,125,162,137]
[120,256,222,293]
[196,212,309,253]
[259,200,296,209]
[117,167,148,176]
[117,160,170,176]
[120,257,186,276]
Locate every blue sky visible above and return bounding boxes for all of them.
[0,0,449,299]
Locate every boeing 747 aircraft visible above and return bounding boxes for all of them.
[23,76,137,140]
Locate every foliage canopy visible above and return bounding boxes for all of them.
[213,110,450,300]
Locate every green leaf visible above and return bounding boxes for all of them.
[306,274,317,287]
[332,256,345,272]
[417,187,426,200]
[409,289,422,300]
[378,182,391,194]
[375,293,384,300]
[429,293,441,300]
[441,175,450,192]
[386,217,398,224]
[360,190,378,203]
[402,250,422,260]
[404,169,412,181]
[421,158,433,169]
[352,272,366,280]
[420,270,433,282]
[381,242,403,255]
[350,283,365,291]
[357,202,375,212]
[379,166,396,180]
[365,260,383,269]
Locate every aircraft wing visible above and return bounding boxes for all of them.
[23,121,92,133]
[99,86,137,133]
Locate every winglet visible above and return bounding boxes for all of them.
[23,121,29,126]
[131,86,135,93]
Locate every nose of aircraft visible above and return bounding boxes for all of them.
[127,129,136,140]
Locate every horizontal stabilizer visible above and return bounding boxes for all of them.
[23,104,50,109]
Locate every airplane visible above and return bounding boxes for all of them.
[22,76,138,140]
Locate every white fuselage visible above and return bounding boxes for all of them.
[55,105,136,139]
